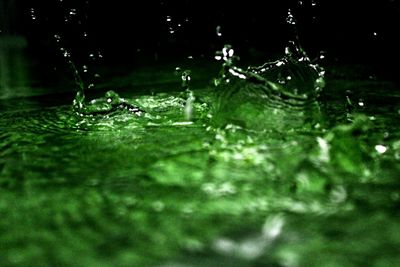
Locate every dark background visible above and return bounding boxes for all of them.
[1,0,400,87]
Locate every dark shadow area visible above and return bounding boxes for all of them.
[0,0,399,96]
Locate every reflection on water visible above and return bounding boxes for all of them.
[0,0,29,99]
[0,35,28,97]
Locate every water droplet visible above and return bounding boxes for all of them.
[375,145,387,154]
[69,8,77,16]
[311,0,317,6]
[30,8,37,20]
[223,45,234,58]
[216,25,222,37]
[286,9,296,25]
[63,51,71,58]
[180,69,192,90]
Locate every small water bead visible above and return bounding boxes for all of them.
[286,9,296,25]
[30,8,37,20]
[375,145,387,154]
[216,25,222,37]
[223,46,234,58]
[69,8,77,16]
[63,50,71,58]
[181,70,191,84]
[215,55,222,61]
[311,0,317,7]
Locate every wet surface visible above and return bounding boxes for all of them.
[1,59,400,266]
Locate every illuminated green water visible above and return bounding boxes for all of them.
[1,58,400,267]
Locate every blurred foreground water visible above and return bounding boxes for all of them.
[1,42,400,266]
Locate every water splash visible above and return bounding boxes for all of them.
[175,68,196,121]
[30,2,147,117]
[73,90,145,117]
[211,41,325,130]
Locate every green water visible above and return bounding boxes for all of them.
[1,54,400,267]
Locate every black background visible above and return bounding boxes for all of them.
[2,0,400,81]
